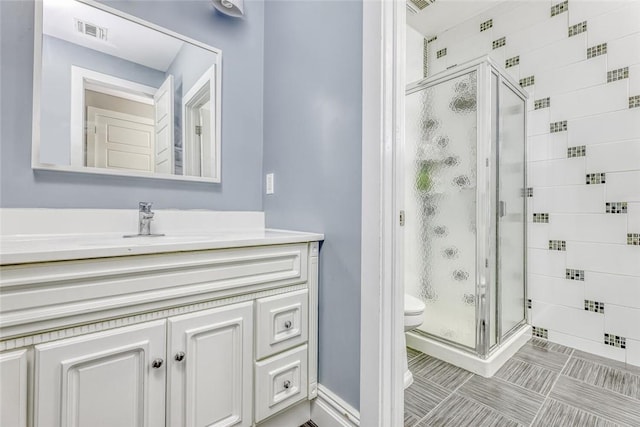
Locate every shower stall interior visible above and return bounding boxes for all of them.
[404,57,529,374]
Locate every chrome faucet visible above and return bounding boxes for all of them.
[138,202,155,235]
[123,202,164,238]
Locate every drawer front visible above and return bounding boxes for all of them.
[255,344,308,423]
[255,289,308,360]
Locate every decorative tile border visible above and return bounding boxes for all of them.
[584,300,604,314]
[522,187,534,197]
[550,120,567,133]
[567,145,586,158]
[628,233,640,245]
[630,95,640,108]
[586,173,606,184]
[492,36,506,49]
[437,48,447,59]
[533,213,549,223]
[568,21,587,37]
[605,202,627,214]
[505,56,520,68]
[551,0,568,17]
[535,97,550,110]
[549,240,567,251]
[533,326,549,339]
[604,333,626,349]
[480,19,493,32]
[566,268,585,281]
[587,43,607,59]
[607,67,629,82]
[520,75,535,87]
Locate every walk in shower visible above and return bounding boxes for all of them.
[404,57,529,375]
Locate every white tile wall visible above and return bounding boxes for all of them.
[412,0,640,366]
[585,272,640,309]
[586,140,640,173]
[568,109,640,146]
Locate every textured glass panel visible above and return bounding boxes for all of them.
[499,82,526,335]
[404,71,478,348]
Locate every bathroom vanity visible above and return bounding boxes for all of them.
[0,210,322,427]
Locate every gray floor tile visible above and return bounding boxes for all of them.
[513,343,571,372]
[572,349,640,376]
[405,376,451,427]
[457,375,544,425]
[550,376,640,426]
[407,347,422,362]
[562,356,640,400]
[410,354,474,391]
[495,358,558,395]
[528,338,574,355]
[531,398,619,427]
[415,393,521,427]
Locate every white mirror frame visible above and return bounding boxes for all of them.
[31,0,223,183]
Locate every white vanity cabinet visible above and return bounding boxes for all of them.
[0,239,321,427]
[167,302,254,427]
[0,349,28,427]
[34,320,168,427]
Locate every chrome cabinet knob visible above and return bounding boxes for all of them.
[174,352,186,362]
[284,320,292,329]
[283,380,291,389]
[151,358,164,369]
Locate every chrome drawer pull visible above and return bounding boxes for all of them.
[174,352,186,362]
[283,380,291,389]
[284,320,292,329]
[151,358,164,369]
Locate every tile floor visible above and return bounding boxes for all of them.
[405,338,640,426]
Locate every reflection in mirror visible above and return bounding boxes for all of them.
[35,0,222,182]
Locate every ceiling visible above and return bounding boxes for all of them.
[43,0,185,72]
[407,0,508,38]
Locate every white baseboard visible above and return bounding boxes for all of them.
[310,385,360,427]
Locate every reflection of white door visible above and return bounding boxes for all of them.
[154,75,174,174]
[87,107,155,172]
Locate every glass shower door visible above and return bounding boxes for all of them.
[497,81,526,337]
[404,70,479,349]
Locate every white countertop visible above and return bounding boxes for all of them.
[0,229,324,265]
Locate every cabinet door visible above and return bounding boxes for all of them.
[34,320,166,427]
[167,302,253,427]
[0,349,28,427]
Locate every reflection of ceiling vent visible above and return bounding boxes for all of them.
[75,19,108,41]
[407,0,436,14]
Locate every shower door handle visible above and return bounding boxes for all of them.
[499,201,507,218]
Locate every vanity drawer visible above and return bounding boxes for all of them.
[254,344,308,423]
[255,289,308,360]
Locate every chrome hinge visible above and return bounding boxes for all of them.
[399,210,405,226]
[195,125,202,136]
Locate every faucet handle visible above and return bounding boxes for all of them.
[139,202,153,213]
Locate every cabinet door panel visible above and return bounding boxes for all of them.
[168,302,253,427]
[0,349,28,427]
[34,320,166,427]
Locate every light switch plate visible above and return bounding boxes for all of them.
[266,173,274,194]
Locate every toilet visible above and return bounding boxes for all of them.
[403,293,426,389]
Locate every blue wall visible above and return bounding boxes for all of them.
[0,0,264,209]
[263,0,363,409]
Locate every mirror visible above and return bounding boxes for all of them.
[33,0,222,182]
